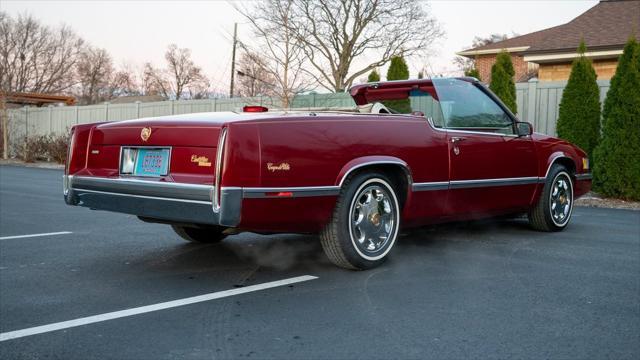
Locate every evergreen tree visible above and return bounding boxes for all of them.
[556,41,601,159]
[489,51,517,113]
[386,56,410,80]
[593,37,640,200]
[465,68,481,81]
[384,56,411,112]
[367,69,380,82]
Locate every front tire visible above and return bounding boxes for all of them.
[320,172,401,270]
[171,225,227,243]
[528,165,574,231]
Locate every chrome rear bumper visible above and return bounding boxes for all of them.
[64,176,241,227]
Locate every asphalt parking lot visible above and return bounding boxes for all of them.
[1,165,639,359]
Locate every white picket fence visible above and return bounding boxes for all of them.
[6,79,611,154]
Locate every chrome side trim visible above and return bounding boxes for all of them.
[74,188,212,205]
[575,173,592,181]
[213,128,228,213]
[338,160,410,187]
[243,176,541,197]
[63,174,72,196]
[412,181,449,191]
[445,128,518,138]
[243,186,340,199]
[412,177,540,192]
[71,176,213,202]
[450,176,540,189]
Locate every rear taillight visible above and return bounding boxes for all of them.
[63,128,76,196]
[65,128,75,175]
[213,127,228,212]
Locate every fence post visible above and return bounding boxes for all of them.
[48,105,53,134]
[135,101,141,118]
[75,106,79,124]
[104,102,110,121]
[526,78,538,128]
[23,106,29,160]
[24,106,29,140]
[171,100,175,115]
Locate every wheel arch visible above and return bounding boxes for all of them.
[336,156,412,208]
[545,153,577,179]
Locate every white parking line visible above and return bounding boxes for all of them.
[0,231,73,240]
[0,275,318,342]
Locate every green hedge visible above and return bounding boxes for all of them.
[556,41,601,160]
[593,37,640,200]
[489,51,517,114]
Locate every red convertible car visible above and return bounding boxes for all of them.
[64,78,592,269]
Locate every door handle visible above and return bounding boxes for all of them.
[450,136,466,143]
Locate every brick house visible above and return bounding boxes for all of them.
[457,0,640,83]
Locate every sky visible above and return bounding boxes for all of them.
[1,0,599,93]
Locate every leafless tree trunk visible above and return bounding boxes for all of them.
[76,46,114,104]
[164,44,208,100]
[142,63,170,99]
[277,0,444,92]
[236,51,277,98]
[0,12,84,95]
[0,12,84,158]
[236,0,309,107]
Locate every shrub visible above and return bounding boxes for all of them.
[489,51,517,114]
[383,55,412,113]
[21,132,70,164]
[556,41,601,159]
[593,37,640,200]
[48,133,70,164]
[23,135,51,163]
[367,69,380,82]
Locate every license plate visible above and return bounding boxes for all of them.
[121,147,170,177]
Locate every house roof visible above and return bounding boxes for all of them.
[459,0,640,57]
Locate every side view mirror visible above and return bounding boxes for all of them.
[516,121,533,137]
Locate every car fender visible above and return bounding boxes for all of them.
[335,156,413,187]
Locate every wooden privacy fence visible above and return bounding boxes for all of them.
[6,79,611,153]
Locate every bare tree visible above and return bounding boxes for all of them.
[0,12,84,95]
[164,44,208,100]
[454,33,516,73]
[471,33,513,48]
[142,62,170,98]
[110,63,142,97]
[236,0,309,107]
[0,12,83,158]
[235,51,276,97]
[76,46,114,104]
[270,0,443,92]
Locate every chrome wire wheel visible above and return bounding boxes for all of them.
[549,172,573,227]
[348,179,399,261]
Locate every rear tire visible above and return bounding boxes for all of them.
[171,225,227,243]
[320,171,401,270]
[528,164,574,232]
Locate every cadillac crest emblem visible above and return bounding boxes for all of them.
[140,127,152,142]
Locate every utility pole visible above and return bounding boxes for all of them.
[229,23,238,98]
